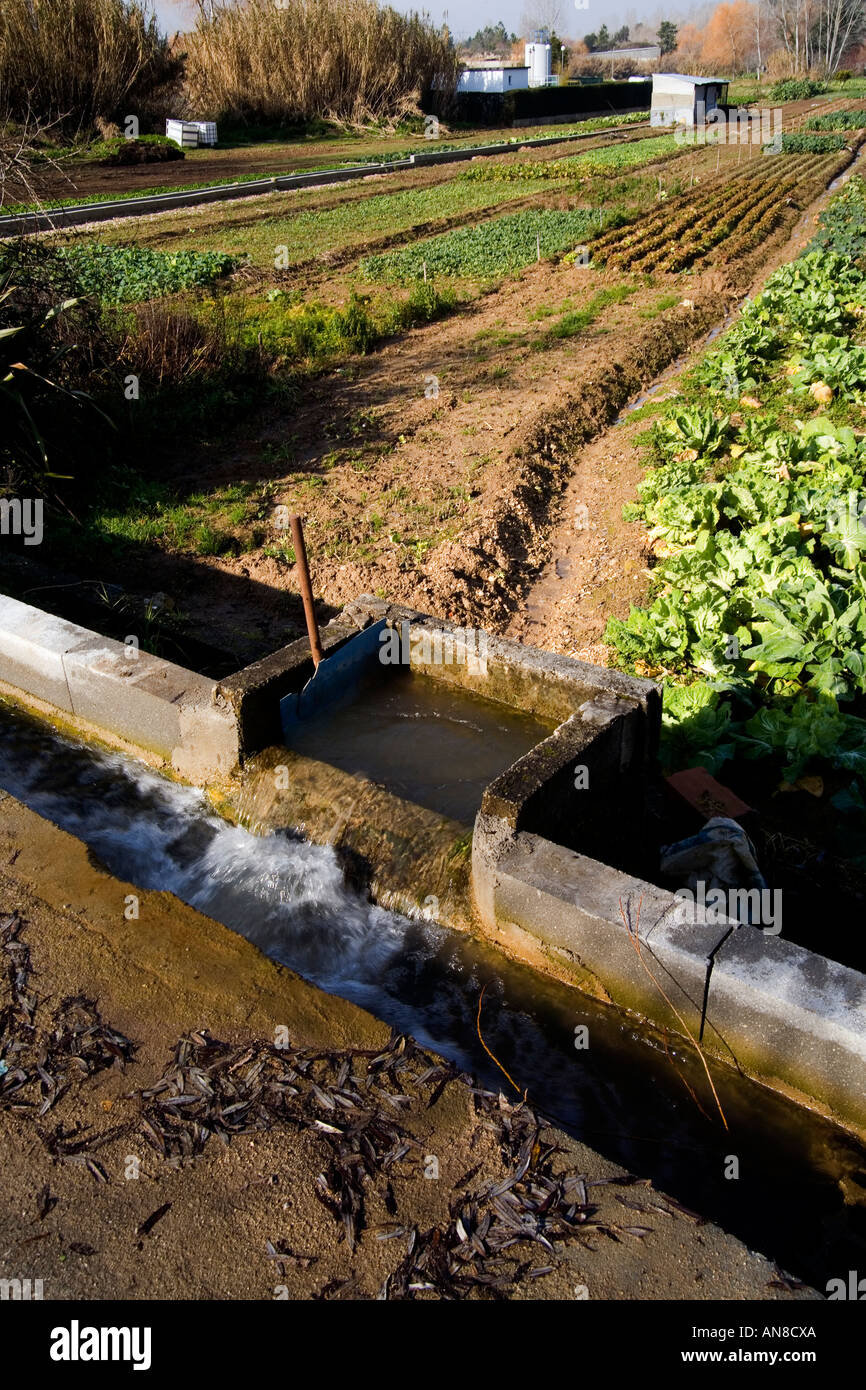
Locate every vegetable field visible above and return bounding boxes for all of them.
[606,178,866,852]
[51,244,240,302]
[592,149,853,274]
[361,208,610,282]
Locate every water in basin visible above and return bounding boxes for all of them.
[285,668,555,824]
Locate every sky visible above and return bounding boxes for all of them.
[152,1,677,43]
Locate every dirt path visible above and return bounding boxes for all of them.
[505,399,665,662]
[134,259,730,661]
[0,793,819,1300]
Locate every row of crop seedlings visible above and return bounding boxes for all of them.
[605,176,866,836]
[596,151,849,273]
[658,150,850,272]
[458,134,682,185]
[590,161,790,273]
[591,148,853,274]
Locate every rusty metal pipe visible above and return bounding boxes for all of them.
[289,514,324,669]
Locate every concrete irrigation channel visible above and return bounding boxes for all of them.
[0,587,864,1166]
[0,120,650,237]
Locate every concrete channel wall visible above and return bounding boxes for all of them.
[472,685,866,1133]
[474,819,866,1132]
[0,594,237,780]
[0,590,864,1132]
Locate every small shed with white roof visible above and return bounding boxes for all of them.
[650,73,729,127]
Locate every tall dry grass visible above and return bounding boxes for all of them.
[184,0,458,126]
[0,0,183,132]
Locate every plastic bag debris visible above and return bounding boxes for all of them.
[660,816,768,926]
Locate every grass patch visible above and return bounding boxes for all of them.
[640,292,681,320]
[533,283,635,347]
[246,283,456,362]
[75,474,268,558]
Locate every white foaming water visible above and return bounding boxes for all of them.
[175,822,416,1001]
[0,713,433,1017]
[0,709,589,1078]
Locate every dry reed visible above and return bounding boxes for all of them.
[0,0,183,132]
[183,0,459,126]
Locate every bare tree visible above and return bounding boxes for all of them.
[754,0,770,70]
[0,105,71,212]
[520,1,564,38]
[768,0,864,72]
[816,0,866,71]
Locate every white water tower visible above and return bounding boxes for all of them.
[525,29,553,87]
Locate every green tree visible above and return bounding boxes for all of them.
[613,25,629,44]
[583,31,597,50]
[596,23,611,47]
[658,19,678,54]
[463,21,513,54]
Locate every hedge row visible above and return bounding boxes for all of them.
[425,80,651,127]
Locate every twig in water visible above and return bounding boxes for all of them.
[476,985,526,1101]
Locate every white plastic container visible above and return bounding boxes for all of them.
[165,119,200,148]
[192,121,218,147]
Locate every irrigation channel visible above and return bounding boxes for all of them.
[1,698,864,1290]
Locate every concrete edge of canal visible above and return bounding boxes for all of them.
[1,590,864,1136]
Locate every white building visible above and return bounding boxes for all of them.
[525,32,554,86]
[456,64,530,94]
[591,44,661,64]
[651,73,729,127]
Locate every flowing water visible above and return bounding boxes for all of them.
[1,700,864,1289]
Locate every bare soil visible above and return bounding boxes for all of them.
[0,793,818,1300]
